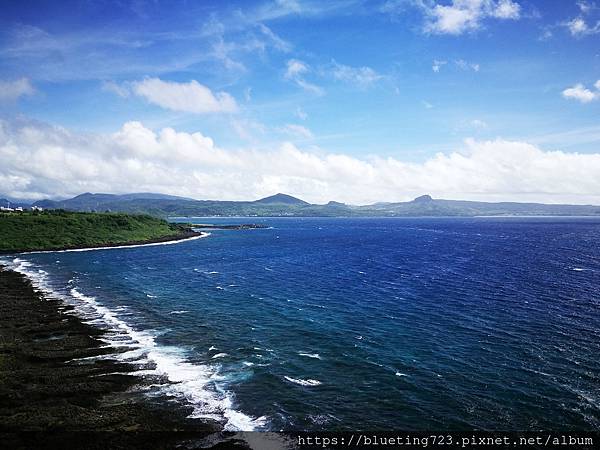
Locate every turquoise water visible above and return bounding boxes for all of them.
[4,217,600,431]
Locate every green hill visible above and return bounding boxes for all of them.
[0,210,195,252]
[13,192,600,218]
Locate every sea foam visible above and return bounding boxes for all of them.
[4,257,265,431]
[298,352,322,359]
[284,376,322,386]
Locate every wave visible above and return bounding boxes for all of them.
[4,257,265,431]
[284,376,322,386]
[20,232,210,254]
[298,352,322,359]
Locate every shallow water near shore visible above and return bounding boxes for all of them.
[3,217,600,431]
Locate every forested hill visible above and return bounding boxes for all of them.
[8,192,600,218]
[0,210,196,252]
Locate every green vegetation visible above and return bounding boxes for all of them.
[30,192,600,218]
[0,210,192,252]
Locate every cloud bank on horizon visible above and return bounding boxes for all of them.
[0,0,599,204]
[2,119,600,205]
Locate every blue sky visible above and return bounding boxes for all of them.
[1,0,600,203]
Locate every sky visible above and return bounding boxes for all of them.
[1,0,600,204]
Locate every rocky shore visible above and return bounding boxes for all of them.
[0,267,248,449]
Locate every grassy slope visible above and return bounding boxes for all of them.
[0,211,190,252]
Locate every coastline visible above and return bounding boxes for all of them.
[0,266,249,449]
[1,230,208,255]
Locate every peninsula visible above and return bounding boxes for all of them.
[0,210,201,253]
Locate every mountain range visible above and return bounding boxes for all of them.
[3,192,599,217]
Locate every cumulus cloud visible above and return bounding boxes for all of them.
[562,1,600,36]
[131,78,238,113]
[492,0,520,19]
[2,119,600,205]
[564,17,600,36]
[0,78,35,102]
[421,0,521,35]
[562,81,600,103]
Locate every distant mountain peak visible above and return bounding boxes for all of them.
[413,194,433,202]
[254,193,308,205]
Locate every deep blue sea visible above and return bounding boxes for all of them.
[3,217,600,431]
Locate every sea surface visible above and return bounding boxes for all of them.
[3,217,600,431]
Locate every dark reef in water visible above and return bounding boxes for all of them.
[0,267,249,449]
[191,224,269,230]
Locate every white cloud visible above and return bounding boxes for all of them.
[101,80,130,98]
[0,78,35,101]
[564,17,600,36]
[562,82,600,103]
[280,124,314,139]
[257,24,292,52]
[230,117,267,141]
[577,1,595,14]
[244,87,252,102]
[329,61,382,87]
[538,29,553,41]
[421,0,521,35]
[295,107,308,120]
[433,59,479,72]
[470,119,488,128]
[492,0,521,19]
[285,59,309,78]
[2,119,600,205]
[295,79,324,95]
[286,58,381,92]
[432,60,446,72]
[131,78,238,113]
[422,100,434,109]
[284,59,324,95]
[455,59,480,71]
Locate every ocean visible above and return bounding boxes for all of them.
[3,217,600,431]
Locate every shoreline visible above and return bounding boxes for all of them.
[1,230,208,255]
[0,266,251,449]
